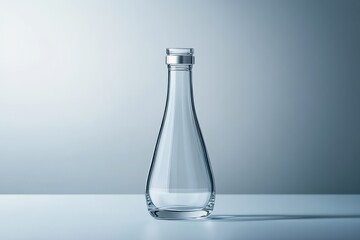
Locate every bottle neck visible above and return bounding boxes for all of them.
[166,65,194,112]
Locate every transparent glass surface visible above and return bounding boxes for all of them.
[146,48,215,220]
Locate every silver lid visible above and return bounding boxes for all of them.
[166,48,195,65]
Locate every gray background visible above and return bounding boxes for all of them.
[0,0,359,194]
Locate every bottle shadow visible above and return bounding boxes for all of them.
[206,214,360,222]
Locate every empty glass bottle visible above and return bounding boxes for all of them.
[145,48,215,220]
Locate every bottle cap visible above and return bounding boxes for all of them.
[166,48,195,65]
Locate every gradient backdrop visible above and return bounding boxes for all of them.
[0,0,359,194]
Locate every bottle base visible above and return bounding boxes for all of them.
[149,207,212,220]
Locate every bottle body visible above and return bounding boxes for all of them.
[146,49,215,220]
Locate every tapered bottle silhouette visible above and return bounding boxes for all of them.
[146,48,215,220]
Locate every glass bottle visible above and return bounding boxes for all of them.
[145,48,215,220]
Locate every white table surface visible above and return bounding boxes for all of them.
[0,194,359,240]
